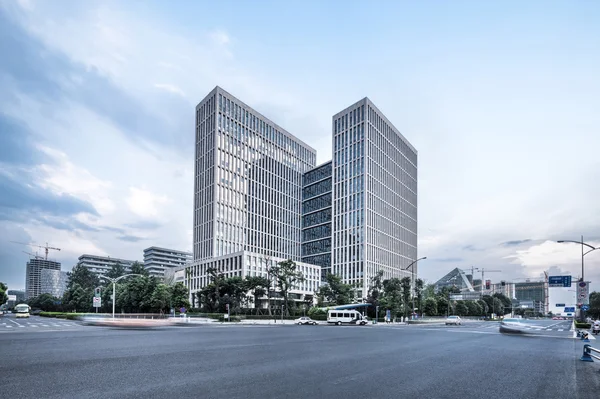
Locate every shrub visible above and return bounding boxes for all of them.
[575,322,591,329]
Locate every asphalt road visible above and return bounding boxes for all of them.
[1,321,599,399]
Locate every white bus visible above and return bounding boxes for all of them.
[327,309,368,325]
[15,304,31,318]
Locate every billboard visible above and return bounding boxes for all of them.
[548,275,572,287]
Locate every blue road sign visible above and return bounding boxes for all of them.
[548,275,572,287]
[564,307,575,312]
[582,305,590,311]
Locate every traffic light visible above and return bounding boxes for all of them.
[94,287,101,296]
[501,281,506,287]
[485,280,491,290]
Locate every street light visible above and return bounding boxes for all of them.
[402,257,427,319]
[557,236,599,320]
[100,274,142,319]
[557,236,600,282]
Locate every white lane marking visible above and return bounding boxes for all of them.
[6,326,13,328]
[558,329,564,331]
[8,319,21,326]
[40,324,49,327]
[30,325,39,328]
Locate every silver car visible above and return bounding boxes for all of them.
[295,317,318,325]
[445,315,462,325]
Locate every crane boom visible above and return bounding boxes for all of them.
[11,241,61,260]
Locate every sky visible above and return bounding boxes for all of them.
[1,0,600,293]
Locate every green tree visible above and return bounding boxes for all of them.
[414,278,425,316]
[130,261,148,276]
[170,282,190,309]
[400,277,412,320]
[588,291,600,320]
[465,300,482,316]
[455,301,469,316]
[269,259,304,316]
[105,262,126,279]
[150,283,171,313]
[423,297,437,316]
[0,282,8,306]
[28,293,62,311]
[244,276,270,314]
[381,278,402,320]
[436,296,449,316]
[365,270,384,318]
[62,265,99,312]
[422,284,436,300]
[66,264,100,291]
[316,273,355,306]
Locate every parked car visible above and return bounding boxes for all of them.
[445,315,462,325]
[295,316,318,325]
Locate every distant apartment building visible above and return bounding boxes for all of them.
[143,246,192,278]
[25,258,61,299]
[40,269,69,298]
[77,255,138,278]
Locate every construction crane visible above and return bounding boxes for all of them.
[22,251,44,260]
[11,241,61,260]
[480,268,502,292]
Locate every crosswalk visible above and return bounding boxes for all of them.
[475,324,570,332]
[0,320,80,330]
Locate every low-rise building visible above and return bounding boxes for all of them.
[143,247,192,279]
[76,255,138,278]
[185,251,321,309]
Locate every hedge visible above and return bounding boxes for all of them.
[39,312,83,320]
[575,321,591,329]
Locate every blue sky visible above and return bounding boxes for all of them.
[1,0,600,292]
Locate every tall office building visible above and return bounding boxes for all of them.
[143,246,192,278]
[332,99,418,298]
[188,87,418,305]
[301,161,332,280]
[25,258,61,299]
[193,86,316,262]
[187,86,320,305]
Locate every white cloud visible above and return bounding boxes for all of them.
[3,0,600,294]
[210,30,231,46]
[35,145,116,215]
[153,83,186,97]
[125,187,169,219]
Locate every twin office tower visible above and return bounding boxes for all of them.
[190,86,417,300]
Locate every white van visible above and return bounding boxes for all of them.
[327,309,368,325]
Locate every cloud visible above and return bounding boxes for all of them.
[502,239,532,247]
[125,187,169,219]
[117,235,146,243]
[434,257,464,263]
[125,220,163,230]
[210,30,231,46]
[153,83,186,97]
[0,170,98,220]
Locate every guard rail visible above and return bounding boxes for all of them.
[581,344,600,362]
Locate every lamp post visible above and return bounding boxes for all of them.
[100,274,142,319]
[557,236,599,320]
[402,257,427,320]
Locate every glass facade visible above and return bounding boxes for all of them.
[40,269,68,298]
[194,87,317,262]
[332,98,418,297]
[25,259,61,299]
[301,162,332,278]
